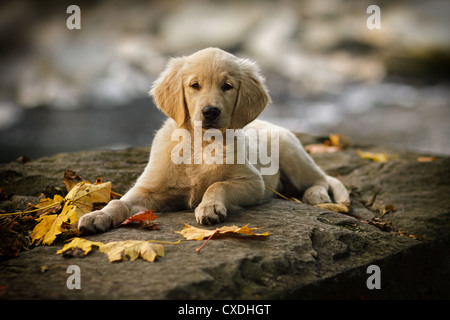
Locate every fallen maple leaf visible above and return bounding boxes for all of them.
[32,181,111,245]
[175,224,269,241]
[99,240,164,262]
[57,237,165,262]
[31,215,58,245]
[33,195,64,216]
[56,237,103,255]
[63,181,112,220]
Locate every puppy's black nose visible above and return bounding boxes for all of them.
[202,106,221,121]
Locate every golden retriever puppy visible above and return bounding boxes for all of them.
[78,47,349,232]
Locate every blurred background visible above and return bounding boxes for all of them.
[0,0,449,163]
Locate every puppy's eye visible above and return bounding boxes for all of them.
[190,82,200,90]
[222,82,233,91]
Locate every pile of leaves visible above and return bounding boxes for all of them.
[0,171,118,258]
[32,179,112,245]
[0,170,270,262]
[0,211,36,259]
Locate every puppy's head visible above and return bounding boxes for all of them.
[150,48,270,130]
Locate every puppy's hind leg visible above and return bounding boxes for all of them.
[277,129,349,205]
[277,128,331,204]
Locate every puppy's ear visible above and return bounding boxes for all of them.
[231,59,271,129]
[150,57,187,127]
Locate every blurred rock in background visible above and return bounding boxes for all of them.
[0,0,449,163]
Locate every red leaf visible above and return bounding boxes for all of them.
[120,210,158,226]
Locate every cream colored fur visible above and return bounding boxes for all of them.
[78,48,349,232]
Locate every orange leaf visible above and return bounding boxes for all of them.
[120,210,158,226]
[417,156,436,162]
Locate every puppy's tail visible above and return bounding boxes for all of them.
[326,175,350,205]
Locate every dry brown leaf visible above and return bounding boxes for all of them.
[139,220,160,230]
[362,217,398,232]
[0,225,30,258]
[0,188,11,201]
[380,204,396,217]
[64,170,84,192]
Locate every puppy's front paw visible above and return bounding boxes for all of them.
[78,210,113,234]
[302,185,331,205]
[195,201,227,225]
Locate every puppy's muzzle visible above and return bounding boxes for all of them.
[202,106,221,122]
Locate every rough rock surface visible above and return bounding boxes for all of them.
[0,136,449,299]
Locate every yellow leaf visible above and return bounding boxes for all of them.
[356,149,390,162]
[31,181,112,245]
[42,214,67,245]
[217,224,269,236]
[329,133,340,147]
[31,215,58,244]
[314,202,350,213]
[56,238,164,262]
[175,223,269,241]
[176,224,216,240]
[64,181,111,221]
[34,195,64,210]
[99,240,164,262]
[56,237,104,255]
